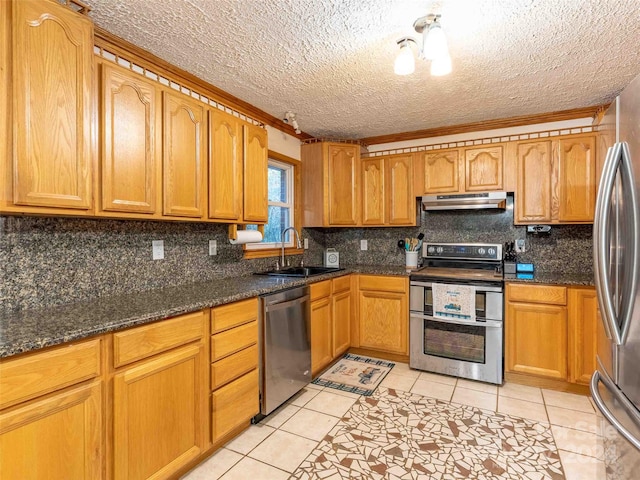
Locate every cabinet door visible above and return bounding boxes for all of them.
[464,146,503,192]
[12,0,92,210]
[243,124,268,223]
[311,297,333,376]
[0,381,102,480]
[420,150,459,194]
[359,291,408,354]
[101,64,158,214]
[386,154,414,225]
[361,158,385,225]
[516,141,552,223]
[209,109,242,221]
[506,301,567,379]
[557,136,596,222]
[328,144,360,225]
[162,91,206,218]
[113,343,206,480]
[332,289,351,357]
[568,288,598,385]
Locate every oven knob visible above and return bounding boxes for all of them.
[427,246,435,254]
[436,246,443,254]
[478,248,486,255]
[488,247,496,256]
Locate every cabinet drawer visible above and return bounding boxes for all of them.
[113,310,205,368]
[310,280,331,301]
[507,284,567,305]
[211,298,258,333]
[211,369,259,442]
[211,345,258,390]
[211,321,257,361]
[332,275,351,294]
[358,275,407,293]
[0,338,101,409]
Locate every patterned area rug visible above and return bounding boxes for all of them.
[312,354,395,396]
[292,387,565,479]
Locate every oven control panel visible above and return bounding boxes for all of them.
[423,243,503,261]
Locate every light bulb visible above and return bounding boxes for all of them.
[430,53,452,76]
[423,22,449,61]
[394,42,415,75]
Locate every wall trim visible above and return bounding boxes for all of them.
[359,105,606,147]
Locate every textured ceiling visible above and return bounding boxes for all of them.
[88,0,640,141]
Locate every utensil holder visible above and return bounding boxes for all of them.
[405,251,418,268]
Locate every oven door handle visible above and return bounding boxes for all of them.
[409,281,503,292]
[410,312,502,329]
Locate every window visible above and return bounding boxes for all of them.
[245,153,301,256]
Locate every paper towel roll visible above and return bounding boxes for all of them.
[229,229,263,245]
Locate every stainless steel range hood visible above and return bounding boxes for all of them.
[421,192,507,211]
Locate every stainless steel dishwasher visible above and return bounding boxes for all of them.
[259,285,311,416]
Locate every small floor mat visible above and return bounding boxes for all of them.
[312,354,395,396]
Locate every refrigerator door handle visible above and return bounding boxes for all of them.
[591,370,640,450]
[618,142,639,344]
[594,143,624,343]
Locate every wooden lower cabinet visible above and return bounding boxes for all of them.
[568,287,598,385]
[311,295,333,375]
[113,343,206,480]
[506,301,567,379]
[357,275,408,355]
[505,283,597,386]
[332,289,352,357]
[0,380,102,480]
[0,338,103,480]
[209,299,259,444]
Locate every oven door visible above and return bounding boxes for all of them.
[409,313,503,384]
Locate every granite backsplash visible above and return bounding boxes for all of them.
[1,196,593,311]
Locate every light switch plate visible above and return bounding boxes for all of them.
[360,239,368,251]
[515,238,526,253]
[152,240,164,260]
[303,238,309,249]
[209,240,217,256]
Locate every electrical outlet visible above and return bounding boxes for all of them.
[152,240,164,260]
[209,239,217,256]
[360,239,368,251]
[303,238,309,249]
[515,238,526,253]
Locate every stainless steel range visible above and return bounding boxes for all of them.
[409,242,504,384]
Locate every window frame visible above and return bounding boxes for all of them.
[243,151,302,259]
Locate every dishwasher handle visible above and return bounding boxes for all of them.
[265,295,310,313]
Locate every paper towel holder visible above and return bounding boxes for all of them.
[228,224,265,241]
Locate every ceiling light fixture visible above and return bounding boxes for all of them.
[394,14,452,77]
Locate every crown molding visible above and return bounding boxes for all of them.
[358,105,608,146]
[93,26,313,140]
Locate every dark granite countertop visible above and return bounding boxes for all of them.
[0,265,410,359]
[505,271,594,286]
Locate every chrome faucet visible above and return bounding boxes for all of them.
[281,227,302,268]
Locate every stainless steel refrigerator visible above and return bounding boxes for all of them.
[592,72,640,479]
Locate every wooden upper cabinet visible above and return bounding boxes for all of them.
[242,124,268,223]
[100,64,158,214]
[11,0,93,210]
[420,149,460,194]
[516,141,552,223]
[209,110,242,221]
[328,144,360,225]
[361,158,385,225]
[464,146,503,192]
[386,154,414,225]
[162,91,207,218]
[557,136,596,222]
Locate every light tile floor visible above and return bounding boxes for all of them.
[183,363,605,480]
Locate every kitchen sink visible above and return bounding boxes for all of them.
[256,266,344,277]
